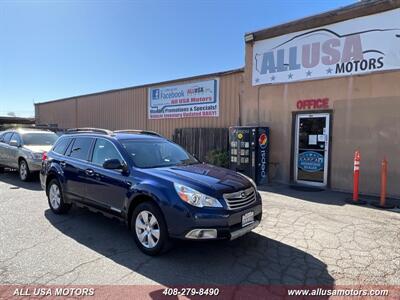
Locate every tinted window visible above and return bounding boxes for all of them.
[68,137,94,161]
[2,133,13,144]
[121,139,198,168]
[92,139,123,166]
[10,133,22,146]
[52,138,71,155]
[21,132,58,146]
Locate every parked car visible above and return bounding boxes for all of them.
[40,128,262,255]
[0,128,59,181]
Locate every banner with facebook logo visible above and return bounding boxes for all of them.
[148,79,219,119]
[252,8,400,86]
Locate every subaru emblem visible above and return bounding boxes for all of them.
[241,192,246,198]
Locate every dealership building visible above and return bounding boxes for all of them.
[35,0,400,198]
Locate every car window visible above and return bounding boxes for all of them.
[92,139,123,167]
[10,133,22,146]
[52,137,71,155]
[2,132,13,144]
[21,132,58,146]
[69,137,93,160]
[68,137,94,161]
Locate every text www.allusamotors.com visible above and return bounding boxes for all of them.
[288,288,389,297]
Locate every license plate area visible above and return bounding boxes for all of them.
[241,211,254,227]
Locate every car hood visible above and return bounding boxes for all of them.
[142,163,252,195]
[23,145,52,153]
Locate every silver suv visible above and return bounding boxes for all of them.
[0,128,59,181]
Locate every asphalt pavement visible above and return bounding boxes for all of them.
[1,170,399,286]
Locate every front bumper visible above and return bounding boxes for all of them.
[27,159,42,172]
[166,194,262,240]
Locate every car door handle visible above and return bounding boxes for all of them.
[60,161,66,168]
[85,169,95,176]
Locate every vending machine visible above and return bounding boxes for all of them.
[229,126,270,185]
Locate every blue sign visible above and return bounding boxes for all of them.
[298,151,324,172]
[152,89,160,100]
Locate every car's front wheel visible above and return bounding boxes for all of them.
[19,159,31,181]
[47,179,71,214]
[131,202,170,256]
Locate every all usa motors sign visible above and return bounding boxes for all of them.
[148,79,219,119]
[252,8,400,85]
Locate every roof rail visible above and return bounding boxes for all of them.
[114,129,162,137]
[66,128,113,135]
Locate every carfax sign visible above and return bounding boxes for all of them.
[252,8,400,85]
[298,151,324,173]
[148,79,219,119]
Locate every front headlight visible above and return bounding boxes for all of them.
[238,173,257,190]
[174,183,222,208]
[29,152,42,160]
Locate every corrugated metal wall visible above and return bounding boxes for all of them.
[35,71,243,139]
[35,98,77,129]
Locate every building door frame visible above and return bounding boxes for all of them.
[291,110,332,188]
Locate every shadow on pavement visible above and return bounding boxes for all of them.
[258,183,347,206]
[258,183,400,210]
[44,207,335,288]
[0,169,42,191]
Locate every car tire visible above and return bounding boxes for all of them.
[131,202,171,256]
[0,166,4,173]
[47,179,71,214]
[19,159,31,181]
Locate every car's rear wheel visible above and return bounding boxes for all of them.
[47,179,71,214]
[19,159,31,181]
[131,202,170,256]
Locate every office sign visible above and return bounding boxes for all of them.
[148,79,219,119]
[252,8,400,85]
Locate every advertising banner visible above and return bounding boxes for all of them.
[252,8,400,85]
[148,79,219,119]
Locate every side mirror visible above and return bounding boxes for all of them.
[9,140,20,147]
[103,159,129,174]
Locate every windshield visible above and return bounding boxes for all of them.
[121,139,198,168]
[21,132,58,146]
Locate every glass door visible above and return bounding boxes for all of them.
[294,113,330,187]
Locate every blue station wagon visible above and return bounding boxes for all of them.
[40,128,262,255]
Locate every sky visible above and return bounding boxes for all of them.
[0,0,356,117]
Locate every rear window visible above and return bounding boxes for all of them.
[68,137,94,161]
[52,137,71,155]
[2,132,13,144]
[21,132,58,146]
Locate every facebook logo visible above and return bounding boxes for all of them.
[152,89,160,100]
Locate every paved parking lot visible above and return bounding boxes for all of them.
[1,170,400,286]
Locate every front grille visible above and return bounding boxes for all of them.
[223,187,256,210]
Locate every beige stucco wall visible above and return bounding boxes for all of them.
[242,42,400,197]
[35,71,242,139]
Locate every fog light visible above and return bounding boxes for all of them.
[185,229,217,239]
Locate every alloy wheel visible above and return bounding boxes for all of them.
[19,161,27,180]
[49,183,61,210]
[135,210,160,249]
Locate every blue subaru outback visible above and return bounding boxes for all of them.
[40,128,262,255]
